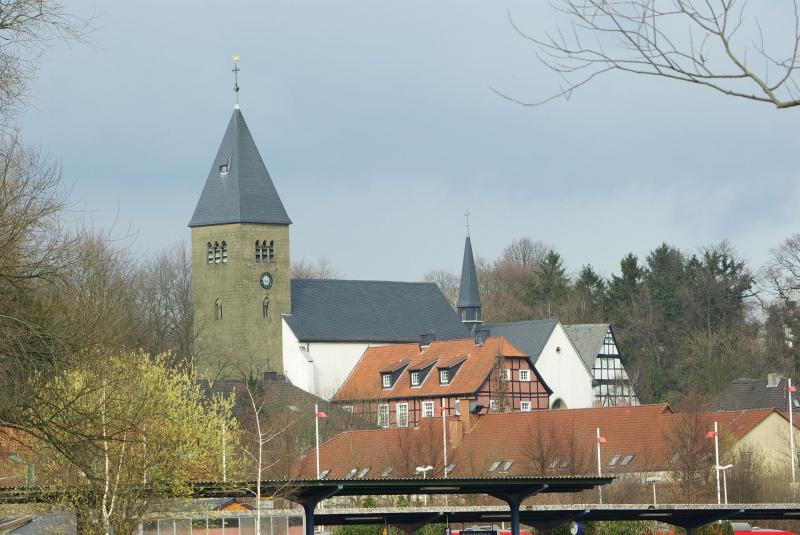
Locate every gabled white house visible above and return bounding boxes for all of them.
[564,323,639,407]
[485,319,594,409]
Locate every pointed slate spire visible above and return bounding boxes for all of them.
[189,107,291,227]
[458,236,482,327]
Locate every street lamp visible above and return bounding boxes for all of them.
[718,464,733,504]
[415,465,434,506]
[646,476,663,506]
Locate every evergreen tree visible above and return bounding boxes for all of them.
[606,253,644,312]
[535,250,570,316]
[644,243,687,327]
[575,264,606,317]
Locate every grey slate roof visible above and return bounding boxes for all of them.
[708,376,795,411]
[564,323,610,368]
[458,236,481,309]
[285,279,470,343]
[483,320,558,365]
[189,107,291,227]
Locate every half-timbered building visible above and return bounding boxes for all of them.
[454,234,594,409]
[564,324,639,407]
[332,334,551,428]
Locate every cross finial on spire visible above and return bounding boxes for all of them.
[465,209,472,237]
[232,55,241,107]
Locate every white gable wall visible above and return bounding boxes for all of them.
[536,323,594,409]
[282,319,378,400]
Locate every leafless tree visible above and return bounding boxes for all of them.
[664,412,715,502]
[503,0,800,108]
[292,256,341,279]
[241,379,296,535]
[424,269,460,307]
[0,0,90,122]
[132,242,195,368]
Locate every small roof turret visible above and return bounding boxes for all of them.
[458,236,482,312]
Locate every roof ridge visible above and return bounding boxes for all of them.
[486,319,558,326]
[293,279,439,286]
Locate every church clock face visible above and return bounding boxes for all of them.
[259,272,273,290]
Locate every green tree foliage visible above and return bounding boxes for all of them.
[536,250,570,315]
[575,264,607,318]
[427,235,772,405]
[27,351,238,535]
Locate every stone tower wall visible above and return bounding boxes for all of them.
[191,222,290,377]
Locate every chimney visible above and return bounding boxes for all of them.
[419,332,438,350]
[767,373,783,388]
[474,328,490,346]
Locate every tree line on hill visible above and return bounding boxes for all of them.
[426,236,800,404]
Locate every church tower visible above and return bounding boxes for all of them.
[189,105,291,377]
[458,234,482,330]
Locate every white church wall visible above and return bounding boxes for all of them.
[536,323,594,409]
[282,319,375,400]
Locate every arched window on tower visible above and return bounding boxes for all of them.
[268,240,275,261]
[215,299,223,320]
[260,240,269,261]
[213,242,221,264]
[207,242,214,264]
[221,241,228,263]
[255,240,262,261]
[262,297,270,320]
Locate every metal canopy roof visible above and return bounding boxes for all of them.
[188,477,614,504]
[0,477,612,505]
[315,505,800,530]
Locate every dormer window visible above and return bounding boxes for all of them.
[439,369,449,384]
[410,371,420,386]
[382,374,392,388]
[219,154,232,176]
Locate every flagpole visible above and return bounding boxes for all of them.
[596,427,603,505]
[789,378,796,485]
[315,403,321,480]
[714,421,721,505]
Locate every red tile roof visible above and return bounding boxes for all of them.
[292,419,446,479]
[293,405,793,479]
[334,336,529,401]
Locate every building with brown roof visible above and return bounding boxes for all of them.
[292,404,800,481]
[332,335,551,429]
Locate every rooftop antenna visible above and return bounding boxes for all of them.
[232,55,241,108]
[464,209,472,237]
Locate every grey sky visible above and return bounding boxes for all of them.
[21,0,800,281]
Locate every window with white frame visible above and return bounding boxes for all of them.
[455,400,461,415]
[519,369,530,382]
[439,369,449,384]
[377,404,390,428]
[410,371,420,386]
[396,403,409,428]
[489,399,498,412]
[382,374,392,388]
[500,368,511,381]
[422,401,435,418]
[520,400,532,412]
